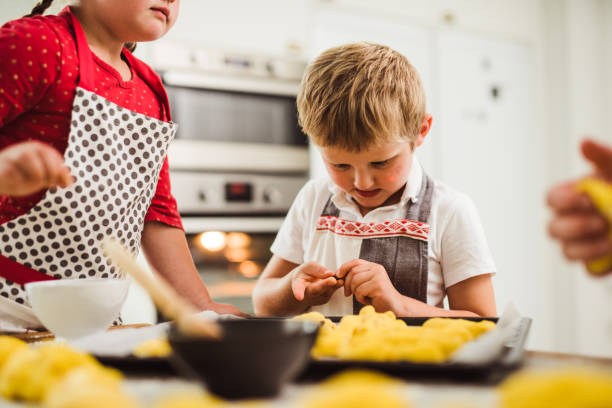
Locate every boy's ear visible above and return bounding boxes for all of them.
[415,114,433,148]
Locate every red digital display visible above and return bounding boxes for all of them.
[225,182,252,202]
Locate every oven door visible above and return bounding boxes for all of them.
[183,216,284,315]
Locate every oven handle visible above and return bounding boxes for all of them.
[181,216,285,234]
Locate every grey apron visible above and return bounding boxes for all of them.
[319,172,434,313]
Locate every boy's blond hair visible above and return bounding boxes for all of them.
[297,42,426,152]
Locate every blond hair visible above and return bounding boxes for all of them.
[297,42,426,152]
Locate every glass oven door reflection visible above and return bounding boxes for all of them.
[186,231,275,314]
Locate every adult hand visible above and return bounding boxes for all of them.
[547,139,612,276]
[291,261,342,306]
[336,259,403,313]
[0,141,73,196]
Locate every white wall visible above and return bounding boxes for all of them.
[560,0,612,356]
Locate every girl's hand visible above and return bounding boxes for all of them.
[0,141,73,196]
[291,261,343,306]
[207,302,251,318]
[336,259,403,313]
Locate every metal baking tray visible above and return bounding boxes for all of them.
[299,316,532,384]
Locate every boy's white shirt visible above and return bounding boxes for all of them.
[270,157,497,316]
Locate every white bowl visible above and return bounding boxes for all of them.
[25,278,130,340]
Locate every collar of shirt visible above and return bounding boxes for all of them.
[326,157,423,218]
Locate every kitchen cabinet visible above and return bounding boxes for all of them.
[434,30,557,353]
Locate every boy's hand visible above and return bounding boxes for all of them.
[0,141,73,196]
[547,139,612,276]
[337,259,402,312]
[291,261,343,306]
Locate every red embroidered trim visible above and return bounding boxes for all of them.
[316,216,430,241]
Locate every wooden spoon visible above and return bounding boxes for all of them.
[101,238,222,339]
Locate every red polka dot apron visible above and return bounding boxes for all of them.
[0,11,176,325]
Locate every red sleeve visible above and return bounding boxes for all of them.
[145,156,184,229]
[0,18,61,127]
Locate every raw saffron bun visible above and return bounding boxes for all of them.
[575,178,612,274]
[294,306,496,362]
[0,336,28,371]
[133,337,172,358]
[298,370,408,408]
[44,365,136,408]
[0,343,100,402]
[498,367,612,408]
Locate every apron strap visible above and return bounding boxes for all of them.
[0,254,56,286]
[321,196,340,217]
[354,169,435,313]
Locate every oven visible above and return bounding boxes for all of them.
[158,50,309,314]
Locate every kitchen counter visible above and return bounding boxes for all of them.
[119,350,612,407]
[1,330,610,407]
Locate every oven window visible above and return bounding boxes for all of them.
[166,86,308,146]
[187,231,275,314]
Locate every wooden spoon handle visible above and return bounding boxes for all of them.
[101,238,221,339]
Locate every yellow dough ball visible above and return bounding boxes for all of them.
[300,370,408,408]
[0,342,100,402]
[575,178,612,274]
[358,305,377,316]
[30,343,100,402]
[44,365,133,408]
[499,367,612,408]
[0,336,28,371]
[133,338,172,358]
[298,309,496,363]
[293,311,336,333]
[0,346,44,400]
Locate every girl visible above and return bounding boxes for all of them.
[0,0,245,329]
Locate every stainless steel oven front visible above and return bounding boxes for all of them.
[162,56,309,314]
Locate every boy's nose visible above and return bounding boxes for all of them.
[353,171,375,190]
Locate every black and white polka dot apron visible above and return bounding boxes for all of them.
[0,11,176,314]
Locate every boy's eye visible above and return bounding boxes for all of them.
[371,160,390,167]
[333,164,350,170]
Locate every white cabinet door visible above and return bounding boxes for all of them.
[308,10,436,179]
[436,29,554,349]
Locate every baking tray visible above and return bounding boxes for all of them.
[93,316,531,383]
[95,354,175,376]
[298,316,532,384]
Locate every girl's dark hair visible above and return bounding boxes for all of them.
[125,43,137,53]
[25,0,54,17]
[25,0,138,53]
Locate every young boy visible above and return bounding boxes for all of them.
[253,42,497,317]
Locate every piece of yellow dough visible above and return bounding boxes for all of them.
[0,336,27,371]
[44,364,135,408]
[295,306,496,363]
[299,370,408,408]
[0,342,100,402]
[498,367,612,408]
[133,338,172,358]
[575,178,612,274]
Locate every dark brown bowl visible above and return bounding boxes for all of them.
[168,319,319,399]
